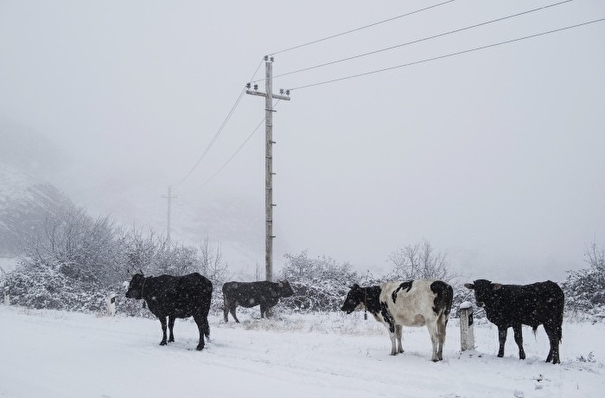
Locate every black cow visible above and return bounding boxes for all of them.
[125,272,213,351]
[465,279,564,364]
[222,280,294,323]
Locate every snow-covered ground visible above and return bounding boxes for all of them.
[0,306,603,398]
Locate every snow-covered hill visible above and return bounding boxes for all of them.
[0,306,603,398]
[0,164,72,257]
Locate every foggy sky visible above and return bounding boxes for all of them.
[1,0,604,282]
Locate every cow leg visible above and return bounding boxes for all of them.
[544,322,561,364]
[513,324,525,360]
[388,330,399,356]
[497,326,508,358]
[193,314,207,351]
[427,322,441,362]
[159,317,168,346]
[223,298,230,323]
[260,303,275,319]
[395,325,404,354]
[436,316,447,361]
[168,315,176,343]
[229,303,240,323]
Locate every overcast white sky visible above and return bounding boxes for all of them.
[1,0,604,282]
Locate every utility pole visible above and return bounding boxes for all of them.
[246,56,291,282]
[162,185,177,242]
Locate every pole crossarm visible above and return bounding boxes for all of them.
[245,90,291,101]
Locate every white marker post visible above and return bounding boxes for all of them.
[107,292,116,316]
[458,301,475,351]
[3,287,9,306]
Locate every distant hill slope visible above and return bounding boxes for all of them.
[0,164,73,257]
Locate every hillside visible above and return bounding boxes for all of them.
[0,164,73,257]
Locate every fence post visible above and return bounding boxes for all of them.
[107,292,116,316]
[3,287,9,306]
[458,301,475,351]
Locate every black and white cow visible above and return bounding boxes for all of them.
[222,280,294,323]
[125,272,213,351]
[465,279,564,364]
[341,279,453,362]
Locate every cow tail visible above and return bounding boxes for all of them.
[444,284,454,319]
[431,281,453,320]
[556,293,564,344]
[204,320,211,339]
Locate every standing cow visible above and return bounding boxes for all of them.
[222,280,294,323]
[341,279,453,362]
[464,279,564,364]
[125,272,213,351]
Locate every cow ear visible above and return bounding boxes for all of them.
[464,283,475,290]
[492,283,503,291]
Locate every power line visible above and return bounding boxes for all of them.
[268,0,456,56]
[289,17,605,91]
[184,100,284,193]
[199,117,265,189]
[270,0,573,81]
[175,88,246,188]
[174,58,265,189]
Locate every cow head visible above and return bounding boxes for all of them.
[125,273,146,300]
[464,279,502,308]
[278,280,295,297]
[341,284,365,314]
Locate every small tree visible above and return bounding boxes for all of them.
[22,202,121,285]
[387,239,457,282]
[198,233,229,312]
[563,241,605,313]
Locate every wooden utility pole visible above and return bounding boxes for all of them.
[162,185,177,242]
[246,56,290,281]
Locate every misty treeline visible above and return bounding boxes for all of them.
[1,201,228,314]
[1,200,604,319]
[278,240,464,313]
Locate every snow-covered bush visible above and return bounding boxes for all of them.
[562,242,605,318]
[279,251,359,312]
[2,260,109,312]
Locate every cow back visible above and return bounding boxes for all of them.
[223,281,292,309]
[483,281,564,328]
[381,279,450,327]
[144,273,212,318]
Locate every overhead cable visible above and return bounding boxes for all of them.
[174,58,265,189]
[289,18,605,91]
[268,0,456,56]
[270,0,574,81]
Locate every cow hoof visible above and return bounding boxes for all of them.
[160,341,167,346]
[196,345,204,351]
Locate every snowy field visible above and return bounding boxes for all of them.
[0,306,604,398]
